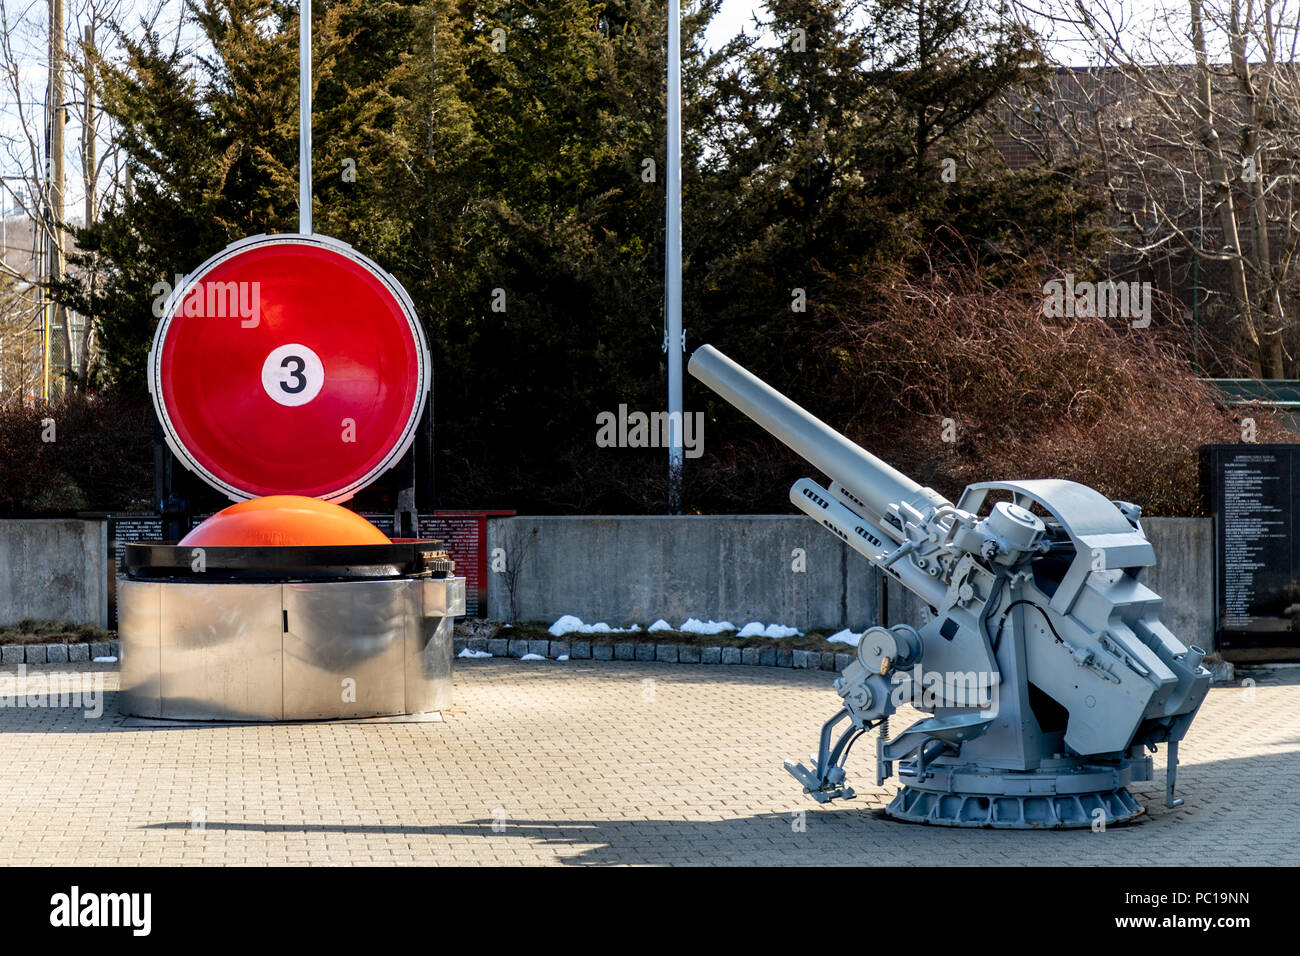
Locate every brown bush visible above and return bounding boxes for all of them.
[0,393,154,516]
[806,264,1294,516]
[459,261,1282,517]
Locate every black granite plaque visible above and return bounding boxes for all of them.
[1205,444,1300,650]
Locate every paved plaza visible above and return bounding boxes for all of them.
[0,658,1295,865]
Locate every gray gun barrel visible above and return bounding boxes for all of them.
[688,345,950,520]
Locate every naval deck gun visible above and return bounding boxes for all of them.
[689,344,1209,828]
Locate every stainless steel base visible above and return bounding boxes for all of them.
[119,576,465,721]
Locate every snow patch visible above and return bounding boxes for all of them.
[520,653,546,661]
[458,648,492,659]
[647,619,673,632]
[548,614,585,636]
[677,618,737,635]
[548,615,642,637]
[827,629,865,647]
[737,622,803,639]
[763,624,802,639]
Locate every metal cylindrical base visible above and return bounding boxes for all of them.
[119,576,465,721]
[884,762,1148,828]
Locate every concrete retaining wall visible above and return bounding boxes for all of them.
[486,515,1216,650]
[0,514,1216,651]
[0,519,108,627]
[1142,518,1215,650]
[486,515,879,632]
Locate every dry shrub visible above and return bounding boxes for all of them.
[0,393,153,516]
[813,265,1293,516]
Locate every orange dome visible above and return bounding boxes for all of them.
[178,496,391,547]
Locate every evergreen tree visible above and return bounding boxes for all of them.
[64,0,301,392]
[56,0,1108,512]
[688,0,1104,421]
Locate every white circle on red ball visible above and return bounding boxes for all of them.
[261,343,325,407]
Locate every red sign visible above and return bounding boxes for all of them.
[149,234,430,502]
[419,511,514,617]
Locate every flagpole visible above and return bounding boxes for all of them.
[666,0,683,513]
[299,0,312,234]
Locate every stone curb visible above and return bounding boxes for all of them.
[456,635,854,672]
[454,636,1241,684]
[0,642,120,666]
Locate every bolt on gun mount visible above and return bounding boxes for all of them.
[688,344,1210,828]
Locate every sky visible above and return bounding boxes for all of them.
[705,0,769,50]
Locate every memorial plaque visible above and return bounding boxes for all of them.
[1205,444,1300,653]
[420,515,481,616]
[359,513,396,536]
[418,511,514,617]
[360,510,512,618]
[104,513,164,627]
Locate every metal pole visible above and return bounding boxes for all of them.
[1193,184,1202,373]
[299,0,311,235]
[665,0,683,513]
[84,24,95,230]
[48,0,66,395]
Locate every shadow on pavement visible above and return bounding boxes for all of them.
[132,740,1300,865]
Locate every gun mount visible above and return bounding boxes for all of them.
[689,344,1210,828]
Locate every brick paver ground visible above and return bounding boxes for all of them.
[0,659,1295,865]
